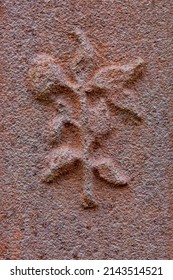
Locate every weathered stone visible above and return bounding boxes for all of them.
[0,0,172,259]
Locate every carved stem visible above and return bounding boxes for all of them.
[76,88,96,208]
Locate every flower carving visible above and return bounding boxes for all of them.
[28,28,146,208]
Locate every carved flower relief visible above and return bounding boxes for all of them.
[28,28,146,208]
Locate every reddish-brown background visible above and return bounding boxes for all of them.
[0,0,172,259]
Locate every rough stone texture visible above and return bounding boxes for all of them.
[0,0,172,259]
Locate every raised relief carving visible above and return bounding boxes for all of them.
[28,28,146,208]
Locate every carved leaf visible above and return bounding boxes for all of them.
[93,158,130,186]
[28,53,73,100]
[43,147,81,182]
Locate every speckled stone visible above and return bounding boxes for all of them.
[0,0,172,260]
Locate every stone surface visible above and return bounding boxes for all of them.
[0,0,172,259]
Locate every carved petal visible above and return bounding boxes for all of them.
[70,28,100,83]
[93,158,130,186]
[28,54,73,100]
[120,57,146,83]
[109,88,142,120]
[88,57,145,91]
[43,147,81,182]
